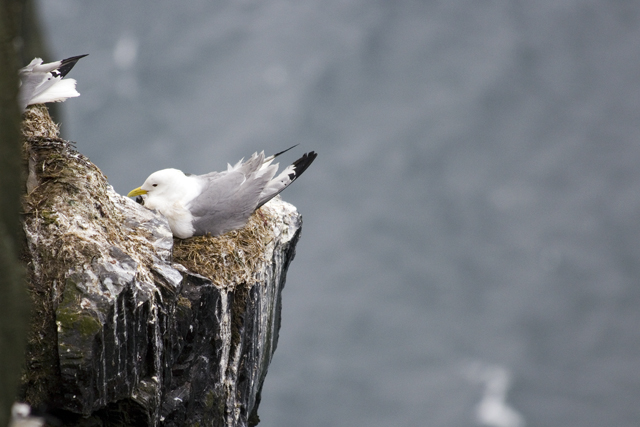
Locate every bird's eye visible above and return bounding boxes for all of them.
[152,184,158,187]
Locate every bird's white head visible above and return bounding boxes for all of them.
[127,168,188,210]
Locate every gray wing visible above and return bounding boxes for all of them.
[188,153,277,236]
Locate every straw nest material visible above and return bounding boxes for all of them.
[172,208,276,288]
[22,104,60,138]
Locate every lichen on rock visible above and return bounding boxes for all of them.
[19,105,301,427]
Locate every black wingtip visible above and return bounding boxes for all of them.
[57,54,89,78]
[290,151,317,180]
[271,144,300,159]
[62,54,89,62]
[255,150,318,210]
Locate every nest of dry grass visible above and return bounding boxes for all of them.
[172,208,276,287]
[22,104,60,138]
[21,106,160,278]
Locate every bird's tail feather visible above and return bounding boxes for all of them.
[256,151,317,209]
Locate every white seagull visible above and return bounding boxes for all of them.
[18,54,87,111]
[127,147,317,238]
[8,403,45,427]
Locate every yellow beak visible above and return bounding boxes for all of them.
[127,187,148,197]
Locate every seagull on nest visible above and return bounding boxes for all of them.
[127,146,317,238]
[18,54,88,111]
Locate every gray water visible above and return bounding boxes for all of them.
[37,1,640,426]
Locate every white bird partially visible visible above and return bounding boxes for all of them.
[8,403,45,427]
[18,54,87,111]
[127,147,317,239]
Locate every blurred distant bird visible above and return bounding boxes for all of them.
[463,362,526,427]
[18,54,87,111]
[128,146,317,238]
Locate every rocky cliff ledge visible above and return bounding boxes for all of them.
[19,106,301,427]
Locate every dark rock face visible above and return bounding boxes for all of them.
[20,106,301,427]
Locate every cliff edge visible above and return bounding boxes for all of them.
[19,106,300,427]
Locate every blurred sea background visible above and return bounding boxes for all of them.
[33,1,640,426]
